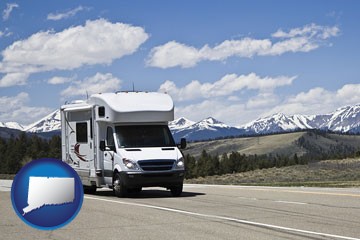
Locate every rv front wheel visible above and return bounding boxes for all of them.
[113,172,127,197]
[170,185,183,197]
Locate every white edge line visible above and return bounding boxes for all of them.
[275,200,308,205]
[84,196,360,240]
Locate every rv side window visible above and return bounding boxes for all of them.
[90,118,93,139]
[76,122,88,143]
[98,106,105,117]
[107,127,115,147]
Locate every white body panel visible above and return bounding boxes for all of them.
[88,92,174,123]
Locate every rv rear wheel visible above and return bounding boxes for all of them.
[83,185,97,194]
[113,172,127,197]
[170,185,183,197]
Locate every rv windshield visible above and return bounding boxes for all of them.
[115,125,176,148]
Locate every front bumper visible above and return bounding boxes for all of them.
[119,170,185,188]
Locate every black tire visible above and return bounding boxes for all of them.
[129,187,142,193]
[113,172,127,198]
[83,185,97,194]
[170,185,183,197]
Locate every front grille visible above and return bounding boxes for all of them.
[138,160,175,171]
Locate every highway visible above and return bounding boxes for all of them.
[1,180,360,240]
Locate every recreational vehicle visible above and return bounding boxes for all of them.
[61,92,186,197]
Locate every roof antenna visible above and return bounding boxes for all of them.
[132,82,135,92]
[86,90,89,99]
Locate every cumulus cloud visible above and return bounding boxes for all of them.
[175,100,243,122]
[147,41,201,69]
[246,93,279,109]
[271,23,339,39]
[47,6,87,21]
[147,23,339,68]
[0,72,29,87]
[47,76,73,85]
[2,3,19,21]
[263,84,360,117]
[61,72,121,97]
[0,92,52,124]
[0,19,149,87]
[159,73,296,101]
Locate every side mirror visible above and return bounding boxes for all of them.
[99,140,106,151]
[180,138,187,149]
[108,145,116,152]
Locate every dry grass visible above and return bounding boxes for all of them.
[185,132,307,158]
[0,174,15,180]
[185,158,360,187]
[184,132,360,159]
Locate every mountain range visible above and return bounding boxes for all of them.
[1,104,359,141]
[241,104,360,134]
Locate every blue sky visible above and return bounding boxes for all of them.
[0,0,359,126]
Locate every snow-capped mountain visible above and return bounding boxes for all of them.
[168,117,195,131]
[171,117,244,142]
[323,105,360,132]
[242,104,360,134]
[0,122,25,131]
[242,113,315,134]
[24,110,61,133]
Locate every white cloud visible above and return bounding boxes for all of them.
[0,92,52,125]
[147,24,340,68]
[335,84,360,104]
[200,38,272,60]
[47,6,86,21]
[61,72,121,97]
[47,76,73,85]
[271,23,339,39]
[262,37,318,56]
[175,100,244,123]
[0,72,29,87]
[159,73,296,101]
[2,3,19,21]
[0,28,13,38]
[246,93,279,109]
[174,100,266,126]
[0,19,149,87]
[147,41,201,69]
[289,87,333,104]
[264,84,360,117]
[0,92,28,112]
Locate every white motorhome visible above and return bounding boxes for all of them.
[61,92,186,197]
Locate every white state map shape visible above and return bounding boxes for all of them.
[23,176,75,216]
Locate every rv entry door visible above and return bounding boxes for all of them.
[67,110,94,172]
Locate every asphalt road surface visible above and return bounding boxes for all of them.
[1,180,360,240]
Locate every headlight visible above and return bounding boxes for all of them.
[175,157,185,169]
[122,158,139,170]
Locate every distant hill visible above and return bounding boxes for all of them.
[183,131,360,158]
[0,127,59,140]
[0,127,23,139]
